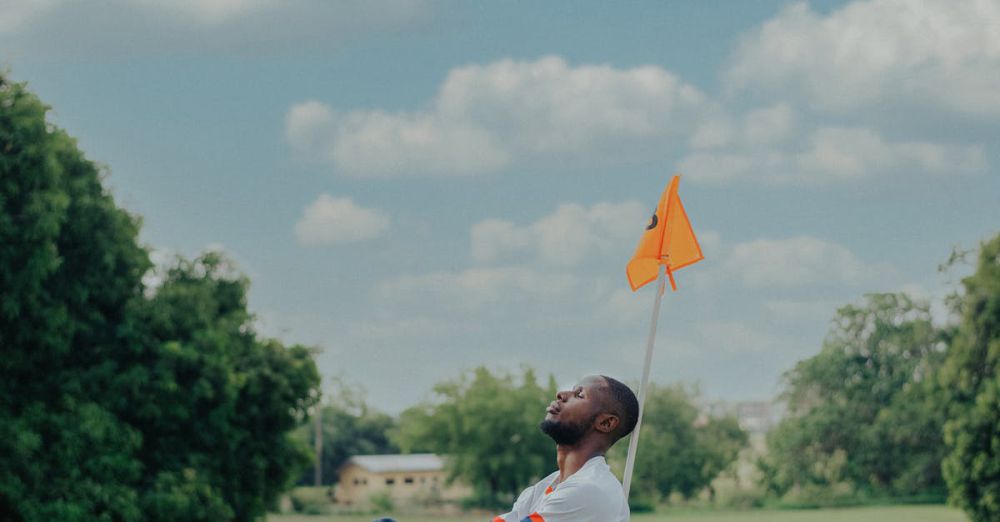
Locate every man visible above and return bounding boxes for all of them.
[494,375,639,522]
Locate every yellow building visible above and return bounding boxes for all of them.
[334,454,471,507]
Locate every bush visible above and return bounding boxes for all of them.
[369,491,394,514]
[715,487,766,510]
[303,503,331,515]
[627,493,657,513]
[774,482,858,509]
[289,487,331,514]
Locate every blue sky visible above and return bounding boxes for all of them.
[4,0,999,413]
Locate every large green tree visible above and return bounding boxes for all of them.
[392,367,556,507]
[0,72,319,521]
[759,293,946,500]
[0,71,151,522]
[940,233,1000,522]
[609,384,747,502]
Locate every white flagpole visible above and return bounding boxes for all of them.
[622,263,667,499]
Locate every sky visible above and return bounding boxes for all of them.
[3,0,999,414]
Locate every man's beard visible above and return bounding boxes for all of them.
[539,416,593,446]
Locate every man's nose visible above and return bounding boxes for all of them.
[556,390,569,401]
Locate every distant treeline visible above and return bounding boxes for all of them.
[301,233,1000,522]
[297,370,747,511]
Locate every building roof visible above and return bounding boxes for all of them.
[345,454,445,474]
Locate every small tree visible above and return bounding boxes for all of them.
[122,253,321,521]
[609,384,747,502]
[759,293,947,499]
[940,233,1000,522]
[392,367,556,507]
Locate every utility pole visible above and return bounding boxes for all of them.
[314,404,322,487]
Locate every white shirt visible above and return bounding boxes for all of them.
[494,456,630,522]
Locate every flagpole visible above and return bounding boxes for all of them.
[622,263,667,499]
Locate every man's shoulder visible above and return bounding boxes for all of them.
[534,470,560,491]
[519,470,560,499]
[547,478,625,521]
[563,462,629,521]
[578,458,623,487]
[557,466,623,504]
[557,478,613,495]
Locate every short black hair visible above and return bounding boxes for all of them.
[599,375,639,442]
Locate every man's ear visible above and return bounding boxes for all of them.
[594,413,620,434]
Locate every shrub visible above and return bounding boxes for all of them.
[369,491,394,514]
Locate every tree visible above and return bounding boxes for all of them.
[759,293,947,500]
[0,71,151,522]
[391,367,556,507]
[696,414,748,500]
[121,253,320,521]
[0,72,320,521]
[295,380,398,486]
[608,384,747,502]
[940,233,1000,522]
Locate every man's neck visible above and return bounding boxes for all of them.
[555,440,606,483]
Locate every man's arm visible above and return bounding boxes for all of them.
[493,483,538,522]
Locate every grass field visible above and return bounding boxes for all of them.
[270,504,967,522]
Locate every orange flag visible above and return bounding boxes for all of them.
[626,175,703,292]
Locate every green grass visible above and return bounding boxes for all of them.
[636,505,966,521]
[270,504,967,522]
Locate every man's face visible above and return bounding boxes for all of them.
[539,375,605,446]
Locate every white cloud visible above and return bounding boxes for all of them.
[285,101,336,160]
[601,287,651,327]
[470,219,533,263]
[345,316,469,341]
[688,117,734,150]
[695,230,723,257]
[723,236,892,288]
[286,56,708,177]
[0,0,431,56]
[691,104,796,151]
[764,299,840,323]
[10,0,274,26]
[679,117,987,184]
[377,267,578,309]
[470,200,648,265]
[697,320,784,355]
[0,0,61,33]
[608,336,704,366]
[294,194,390,246]
[741,104,796,147]
[328,111,509,177]
[131,0,266,24]
[796,127,986,178]
[1,0,431,28]
[726,0,1000,116]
